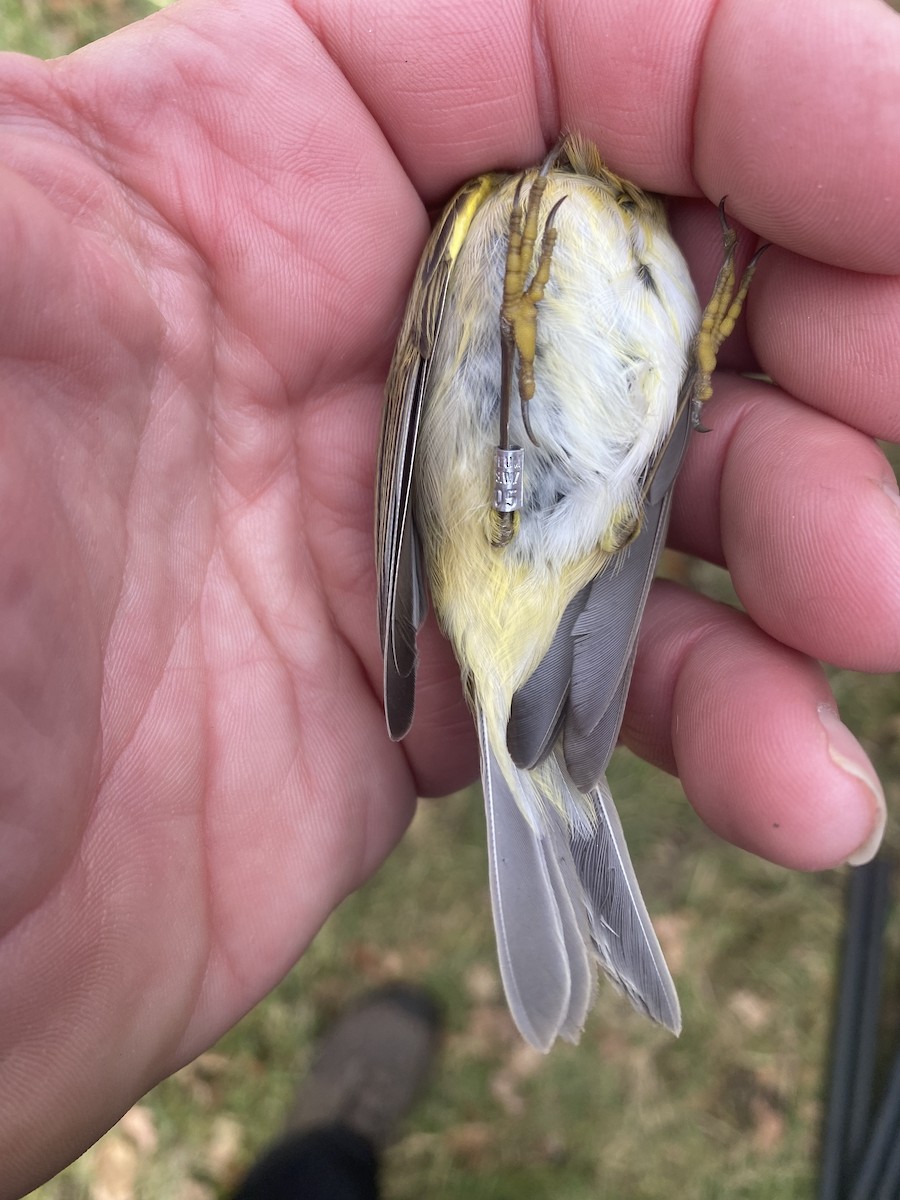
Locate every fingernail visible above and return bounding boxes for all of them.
[818,704,886,866]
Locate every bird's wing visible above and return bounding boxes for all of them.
[506,384,695,788]
[376,175,497,739]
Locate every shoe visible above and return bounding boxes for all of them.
[286,984,443,1149]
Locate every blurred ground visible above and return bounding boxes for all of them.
[5,3,900,1198]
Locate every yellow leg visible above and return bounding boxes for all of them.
[499,175,564,446]
[502,174,546,316]
[694,203,768,407]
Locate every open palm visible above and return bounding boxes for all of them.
[1,0,899,1192]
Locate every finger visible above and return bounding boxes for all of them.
[749,250,900,439]
[624,582,886,871]
[307,0,900,279]
[301,0,713,198]
[670,376,900,673]
[695,0,900,272]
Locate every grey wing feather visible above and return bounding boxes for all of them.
[645,378,696,506]
[376,186,487,740]
[562,485,673,790]
[566,395,693,744]
[506,586,585,769]
[565,374,699,785]
[378,358,429,739]
[570,772,681,1033]
[479,710,593,1050]
[564,643,637,792]
[507,392,694,788]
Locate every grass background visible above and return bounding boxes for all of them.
[4,3,899,1197]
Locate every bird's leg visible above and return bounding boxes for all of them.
[692,202,769,419]
[492,175,566,547]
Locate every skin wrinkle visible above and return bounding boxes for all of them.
[671,374,759,565]
[99,550,201,782]
[684,0,721,192]
[530,0,560,144]
[237,430,344,695]
[265,636,380,919]
[141,724,213,1077]
[0,781,91,945]
[291,424,384,747]
[55,546,122,774]
[193,556,327,1024]
[212,492,300,666]
[750,260,900,438]
[51,59,216,274]
[54,69,128,190]
[94,342,210,770]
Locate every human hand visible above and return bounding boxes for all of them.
[1,0,898,1191]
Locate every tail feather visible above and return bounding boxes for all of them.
[540,819,596,1042]
[570,775,681,1034]
[479,708,680,1048]
[479,710,592,1050]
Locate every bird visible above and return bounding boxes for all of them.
[376,133,764,1050]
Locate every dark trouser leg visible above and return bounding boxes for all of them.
[231,1123,379,1200]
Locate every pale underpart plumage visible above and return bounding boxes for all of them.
[378,139,701,1049]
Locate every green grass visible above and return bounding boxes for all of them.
[9,4,900,1198]
[30,757,878,1200]
[0,1,166,57]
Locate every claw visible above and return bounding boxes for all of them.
[693,204,768,407]
[521,397,540,447]
[691,395,712,433]
[511,173,527,217]
[538,135,567,177]
[544,194,567,229]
